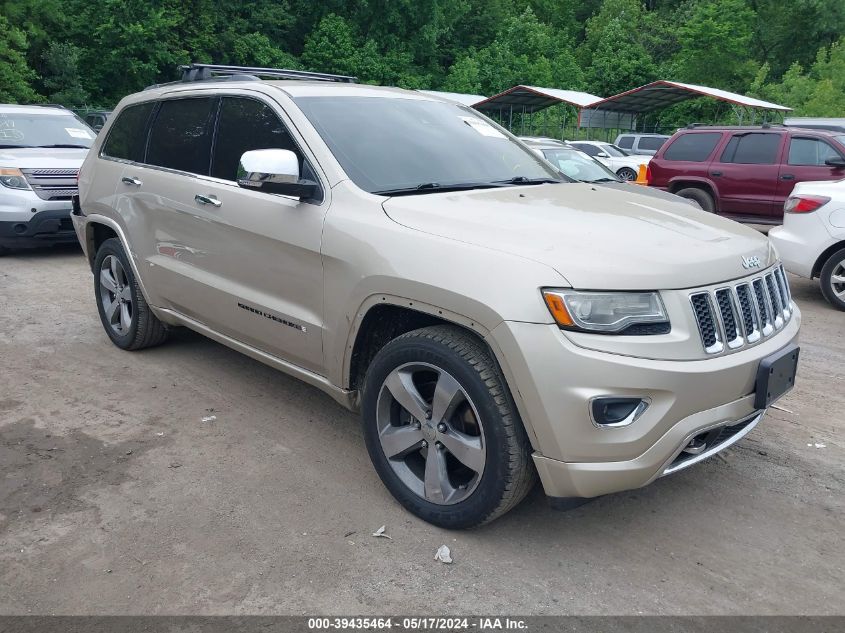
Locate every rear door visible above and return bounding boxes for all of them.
[776,135,845,209]
[117,95,221,318]
[710,131,785,218]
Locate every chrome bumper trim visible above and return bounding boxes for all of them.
[660,410,764,477]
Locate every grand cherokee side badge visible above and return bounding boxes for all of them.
[741,255,761,269]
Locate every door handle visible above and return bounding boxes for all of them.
[781,174,795,180]
[710,171,722,177]
[121,176,142,186]
[194,194,222,207]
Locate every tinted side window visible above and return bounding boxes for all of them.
[211,97,301,181]
[720,133,781,164]
[573,143,599,157]
[788,137,842,165]
[101,102,154,162]
[662,133,722,162]
[638,137,666,151]
[147,98,216,175]
[617,136,634,149]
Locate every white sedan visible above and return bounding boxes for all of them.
[567,141,650,181]
[770,178,845,310]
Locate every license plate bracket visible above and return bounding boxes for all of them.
[755,344,799,409]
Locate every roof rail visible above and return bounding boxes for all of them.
[178,63,358,84]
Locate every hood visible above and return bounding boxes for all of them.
[599,181,691,205]
[382,183,775,290]
[0,147,88,169]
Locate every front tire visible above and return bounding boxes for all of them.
[93,238,168,350]
[361,325,536,529]
[820,247,845,311]
[616,167,637,182]
[675,187,715,212]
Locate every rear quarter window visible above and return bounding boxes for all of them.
[101,102,155,162]
[662,133,722,161]
[638,137,666,151]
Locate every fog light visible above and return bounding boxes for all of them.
[591,397,649,428]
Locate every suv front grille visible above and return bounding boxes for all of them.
[20,168,79,201]
[690,265,793,355]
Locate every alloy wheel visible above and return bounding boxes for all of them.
[99,255,133,335]
[830,258,845,301]
[375,362,485,505]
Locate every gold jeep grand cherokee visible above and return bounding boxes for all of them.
[72,64,800,528]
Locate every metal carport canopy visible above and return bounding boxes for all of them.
[473,85,603,113]
[585,80,791,113]
[417,90,487,107]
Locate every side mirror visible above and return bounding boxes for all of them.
[237,149,317,198]
[825,156,845,169]
[596,152,608,158]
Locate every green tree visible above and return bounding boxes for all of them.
[0,14,39,103]
[673,0,755,90]
[444,7,582,95]
[41,42,88,106]
[582,0,656,95]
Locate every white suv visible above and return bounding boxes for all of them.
[72,65,801,528]
[0,105,93,254]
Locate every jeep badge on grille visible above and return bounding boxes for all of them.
[741,255,761,269]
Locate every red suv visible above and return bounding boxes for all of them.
[648,125,845,223]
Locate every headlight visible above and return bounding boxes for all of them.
[542,289,669,334]
[0,168,31,190]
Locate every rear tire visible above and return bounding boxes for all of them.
[819,247,845,311]
[361,325,536,529]
[675,187,715,212]
[93,238,168,350]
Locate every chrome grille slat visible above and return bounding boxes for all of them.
[765,273,784,329]
[774,267,791,318]
[691,267,792,355]
[690,292,723,354]
[20,167,79,201]
[715,288,743,349]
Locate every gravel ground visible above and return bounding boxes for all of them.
[0,244,842,615]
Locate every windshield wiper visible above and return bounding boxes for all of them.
[494,176,562,186]
[591,177,620,183]
[36,144,90,149]
[374,181,502,196]
[0,145,30,149]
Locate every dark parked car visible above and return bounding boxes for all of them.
[648,125,845,223]
[82,110,111,133]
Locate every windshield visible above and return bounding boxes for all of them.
[0,111,95,148]
[541,148,619,182]
[601,144,629,157]
[294,96,561,194]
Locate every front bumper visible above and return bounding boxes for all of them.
[489,313,800,500]
[0,208,77,248]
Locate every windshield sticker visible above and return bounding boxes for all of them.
[459,116,506,139]
[65,127,94,139]
[0,129,24,140]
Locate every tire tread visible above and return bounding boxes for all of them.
[390,325,537,526]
